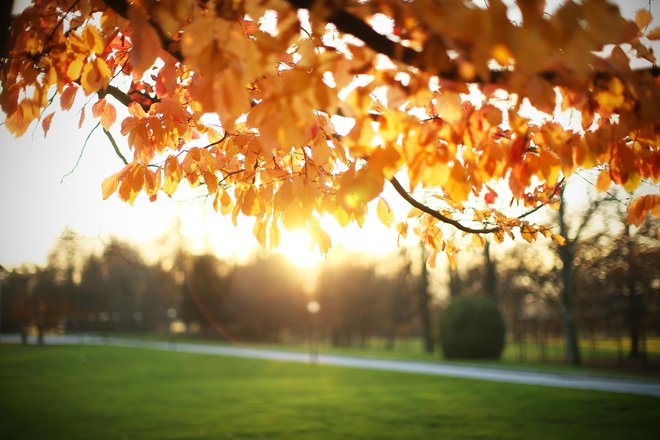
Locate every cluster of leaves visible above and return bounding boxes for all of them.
[1,0,659,261]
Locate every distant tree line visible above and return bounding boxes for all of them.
[1,199,658,367]
[0,234,424,346]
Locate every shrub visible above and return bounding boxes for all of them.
[440,295,506,360]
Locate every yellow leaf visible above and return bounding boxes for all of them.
[376,198,394,227]
[407,207,423,218]
[203,171,218,194]
[102,172,119,199]
[552,233,566,246]
[253,218,268,248]
[67,57,84,81]
[81,58,111,95]
[163,156,182,196]
[396,222,408,246]
[219,190,234,215]
[84,25,105,54]
[471,234,485,248]
[309,220,332,255]
[520,224,536,243]
[269,222,281,248]
[446,251,457,270]
[444,163,470,202]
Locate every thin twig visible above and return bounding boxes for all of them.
[61,121,101,183]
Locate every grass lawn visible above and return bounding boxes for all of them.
[127,333,660,379]
[1,344,659,440]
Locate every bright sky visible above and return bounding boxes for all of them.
[0,0,656,270]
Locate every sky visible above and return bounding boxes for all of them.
[0,0,657,270]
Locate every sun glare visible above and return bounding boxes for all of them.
[277,229,323,268]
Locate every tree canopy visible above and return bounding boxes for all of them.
[2,0,659,264]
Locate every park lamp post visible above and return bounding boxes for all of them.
[0,265,7,343]
[307,300,320,362]
[167,307,177,350]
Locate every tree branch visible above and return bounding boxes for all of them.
[286,0,659,83]
[103,128,128,165]
[518,177,565,220]
[101,0,182,61]
[389,177,499,234]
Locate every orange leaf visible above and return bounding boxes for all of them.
[92,98,107,118]
[647,27,660,40]
[128,5,162,76]
[635,9,652,29]
[101,103,116,130]
[626,194,660,227]
[41,112,55,136]
[427,250,437,269]
[596,169,611,192]
[163,156,182,196]
[78,107,86,128]
[60,86,77,110]
[81,58,111,94]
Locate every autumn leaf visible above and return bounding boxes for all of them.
[427,250,438,269]
[100,103,117,130]
[41,112,55,136]
[376,198,394,227]
[128,5,162,76]
[484,190,497,204]
[635,9,652,30]
[596,169,611,192]
[101,173,119,199]
[3,0,659,258]
[626,195,660,227]
[647,27,660,40]
[81,58,112,95]
[84,25,106,54]
[60,86,77,111]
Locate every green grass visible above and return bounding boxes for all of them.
[1,344,659,439]
[125,333,660,379]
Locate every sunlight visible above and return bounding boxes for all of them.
[277,229,323,268]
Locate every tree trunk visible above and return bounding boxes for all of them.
[625,226,645,360]
[484,241,497,301]
[418,245,434,354]
[559,187,581,366]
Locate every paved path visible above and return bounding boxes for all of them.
[5,334,660,398]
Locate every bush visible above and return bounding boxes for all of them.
[440,295,506,360]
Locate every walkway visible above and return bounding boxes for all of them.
[5,334,660,398]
